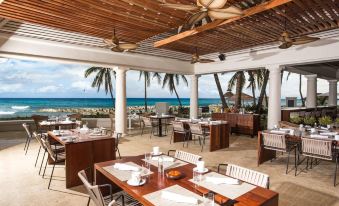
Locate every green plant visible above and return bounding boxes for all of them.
[336,117,339,124]
[318,116,333,126]
[303,116,316,126]
[290,116,303,124]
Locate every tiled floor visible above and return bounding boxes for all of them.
[0,129,338,206]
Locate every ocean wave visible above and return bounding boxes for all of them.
[11,106,30,110]
[0,111,16,115]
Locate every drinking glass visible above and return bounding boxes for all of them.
[193,170,203,188]
[203,192,215,206]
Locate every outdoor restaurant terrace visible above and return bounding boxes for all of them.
[0,0,339,206]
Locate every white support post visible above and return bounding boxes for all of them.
[305,75,317,108]
[267,65,282,129]
[190,75,199,119]
[114,67,128,135]
[328,80,337,107]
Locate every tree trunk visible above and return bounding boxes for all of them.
[256,70,269,114]
[248,71,256,106]
[144,75,148,112]
[299,74,305,107]
[173,83,182,108]
[214,73,227,109]
[109,87,115,108]
[235,74,243,109]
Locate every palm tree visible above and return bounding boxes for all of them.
[256,69,269,113]
[139,71,162,112]
[285,72,305,106]
[84,67,115,107]
[227,71,246,109]
[247,71,257,107]
[162,73,188,108]
[214,73,227,109]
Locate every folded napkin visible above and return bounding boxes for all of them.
[210,121,221,125]
[198,121,208,124]
[320,127,329,130]
[205,176,240,185]
[161,191,198,205]
[310,134,328,139]
[270,130,287,134]
[113,163,139,171]
[279,128,293,132]
[151,157,174,162]
[319,132,337,136]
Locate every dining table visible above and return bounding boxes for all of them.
[95,155,278,206]
[48,129,116,188]
[39,120,77,130]
[149,115,175,137]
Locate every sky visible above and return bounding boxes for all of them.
[0,58,333,99]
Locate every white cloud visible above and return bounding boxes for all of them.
[0,83,23,93]
[36,85,60,93]
[71,81,93,91]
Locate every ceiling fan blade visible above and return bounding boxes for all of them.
[161,3,199,11]
[187,11,208,26]
[208,10,242,19]
[111,46,124,52]
[210,6,243,15]
[199,0,227,9]
[292,36,320,45]
[278,31,293,43]
[103,39,114,46]
[118,43,139,50]
[199,59,215,63]
[278,42,293,49]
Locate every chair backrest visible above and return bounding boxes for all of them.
[33,132,44,148]
[41,138,57,161]
[31,115,48,130]
[189,123,203,135]
[174,150,201,165]
[78,170,107,206]
[172,121,185,132]
[22,123,32,138]
[301,137,334,160]
[262,132,286,152]
[112,132,122,148]
[109,113,115,130]
[142,117,153,127]
[225,164,270,189]
[67,113,82,120]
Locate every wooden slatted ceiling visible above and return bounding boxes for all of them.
[157,0,339,54]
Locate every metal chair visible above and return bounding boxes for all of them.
[41,138,65,189]
[188,123,210,151]
[31,115,48,133]
[109,113,115,135]
[262,132,299,176]
[171,121,190,147]
[22,123,33,155]
[113,132,122,159]
[301,137,338,186]
[67,113,82,120]
[218,163,270,189]
[140,117,158,138]
[167,150,202,165]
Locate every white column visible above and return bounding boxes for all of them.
[267,65,282,129]
[190,75,199,119]
[305,74,317,108]
[328,80,337,106]
[114,67,128,135]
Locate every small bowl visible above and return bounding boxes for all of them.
[166,170,183,180]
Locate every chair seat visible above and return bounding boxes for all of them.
[53,152,66,162]
[104,191,142,206]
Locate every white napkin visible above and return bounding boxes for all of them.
[270,130,287,134]
[319,132,337,136]
[209,121,221,125]
[310,134,328,139]
[161,191,198,205]
[113,163,139,171]
[151,157,174,162]
[205,176,240,185]
[320,127,329,130]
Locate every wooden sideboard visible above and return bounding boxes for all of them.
[281,106,337,122]
[212,113,260,137]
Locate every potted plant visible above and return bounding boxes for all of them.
[318,116,333,127]
[303,116,316,126]
[290,116,303,124]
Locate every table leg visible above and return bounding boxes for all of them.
[158,119,163,136]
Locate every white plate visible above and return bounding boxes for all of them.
[151,152,163,156]
[127,179,146,186]
[193,167,209,173]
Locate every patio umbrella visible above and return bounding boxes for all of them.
[229,92,253,101]
[224,89,234,98]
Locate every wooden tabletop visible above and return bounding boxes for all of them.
[149,115,176,119]
[95,155,278,206]
[48,130,113,146]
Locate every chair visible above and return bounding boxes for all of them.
[32,132,45,167]
[188,123,210,152]
[113,132,122,159]
[78,170,141,206]
[261,132,299,176]
[140,117,158,138]
[167,150,202,165]
[164,117,175,134]
[22,123,33,155]
[171,121,190,147]
[301,137,338,186]
[279,121,298,129]
[109,113,115,135]
[31,115,49,133]
[217,163,270,189]
[41,138,66,189]
[67,113,82,120]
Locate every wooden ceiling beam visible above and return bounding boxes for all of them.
[154,0,292,48]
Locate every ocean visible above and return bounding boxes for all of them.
[0,98,306,118]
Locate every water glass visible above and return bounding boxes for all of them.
[193,170,203,188]
[203,192,215,206]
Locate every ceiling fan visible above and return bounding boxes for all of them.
[162,0,243,30]
[278,31,320,49]
[191,48,215,64]
[103,29,138,52]
[277,10,319,49]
